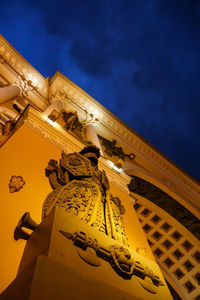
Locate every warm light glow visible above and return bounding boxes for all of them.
[27,73,32,80]
[107,160,122,173]
[107,160,114,168]
[32,78,38,85]
[43,114,60,129]
[112,165,122,173]
[27,73,37,85]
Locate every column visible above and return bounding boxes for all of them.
[0,75,33,104]
[83,111,102,153]
[0,84,21,104]
[84,123,102,151]
[43,100,63,121]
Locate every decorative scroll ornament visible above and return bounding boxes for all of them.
[52,91,69,102]
[59,230,165,294]
[9,175,25,193]
[44,146,129,246]
[15,75,33,97]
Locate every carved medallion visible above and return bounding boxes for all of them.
[109,244,134,278]
[9,175,25,193]
[60,152,93,177]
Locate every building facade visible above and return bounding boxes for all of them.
[0,34,199,300]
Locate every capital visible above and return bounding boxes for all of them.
[14,75,33,97]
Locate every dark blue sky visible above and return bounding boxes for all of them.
[1,0,200,181]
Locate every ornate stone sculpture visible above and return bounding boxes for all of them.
[44,145,129,246]
[13,146,165,295]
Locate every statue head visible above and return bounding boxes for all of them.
[79,145,100,166]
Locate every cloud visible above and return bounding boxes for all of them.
[0,0,200,180]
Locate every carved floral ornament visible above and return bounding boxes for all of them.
[9,175,25,193]
[51,90,69,102]
[14,75,33,97]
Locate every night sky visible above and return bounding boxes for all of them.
[0,0,200,182]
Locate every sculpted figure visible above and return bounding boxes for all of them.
[43,145,128,246]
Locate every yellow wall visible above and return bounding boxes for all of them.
[0,124,61,292]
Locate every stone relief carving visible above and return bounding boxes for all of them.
[82,110,99,126]
[129,176,200,240]
[51,90,69,103]
[62,110,84,141]
[98,135,135,162]
[59,229,164,294]
[44,145,129,246]
[9,175,25,193]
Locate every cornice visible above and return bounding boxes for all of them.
[50,73,200,200]
[123,161,200,218]
[0,34,48,110]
